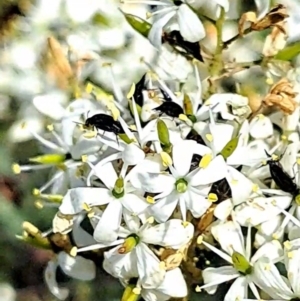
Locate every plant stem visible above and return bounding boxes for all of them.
[208,7,226,95]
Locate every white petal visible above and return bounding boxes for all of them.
[141,219,194,249]
[93,200,122,243]
[122,143,145,166]
[177,4,205,42]
[136,243,166,289]
[255,0,270,19]
[59,188,110,215]
[148,192,178,223]
[226,166,253,206]
[189,155,228,186]
[122,193,149,215]
[253,258,294,300]
[173,140,197,177]
[211,221,245,257]
[93,162,117,190]
[249,115,273,139]
[224,276,247,301]
[72,214,97,247]
[148,10,177,48]
[214,199,233,220]
[251,240,283,264]
[132,172,175,193]
[186,187,211,218]
[202,266,239,294]
[157,268,187,297]
[57,252,96,281]
[44,259,69,300]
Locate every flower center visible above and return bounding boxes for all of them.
[187,114,197,124]
[295,194,300,206]
[118,234,140,254]
[112,177,125,199]
[175,178,188,193]
[232,252,252,275]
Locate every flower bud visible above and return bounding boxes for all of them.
[29,154,67,165]
[123,13,151,38]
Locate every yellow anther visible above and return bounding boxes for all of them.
[83,130,97,138]
[34,200,44,209]
[205,100,211,106]
[266,77,274,85]
[182,221,190,227]
[22,221,39,235]
[252,184,259,193]
[12,163,21,174]
[47,124,54,132]
[271,154,279,161]
[174,91,181,97]
[132,287,141,295]
[195,286,201,292]
[127,83,136,99]
[288,251,294,259]
[206,134,213,142]
[197,235,203,245]
[70,247,78,257]
[261,160,267,166]
[281,135,287,141]
[87,211,95,218]
[272,233,279,240]
[257,114,265,120]
[85,82,94,94]
[147,216,155,224]
[284,240,292,250]
[82,202,92,212]
[264,264,271,271]
[231,179,238,185]
[32,188,40,196]
[208,193,218,202]
[21,122,27,129]
[146,196,155,204]
[159,261,166,270]
[81,155,88,163]
[199,153,212,168]
[297,158,300,165]
[160,152,172,167]
[179,114,188,121]
[271,200,277,206]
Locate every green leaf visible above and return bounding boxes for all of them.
[123,13,152,38]
[275,42,300,61]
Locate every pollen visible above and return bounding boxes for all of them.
[231,179,238,185]
[197,235,203,245]
[252,184,259,192]
[70,247,78,257]
[82,203,92,212]
[288,251,294,259]
[199,153,212,168]
[297,158,300,165]
[85,82,94,94]
[12,163,21,174]
[206,133,213,142]
[146,196,155,204]
[258,114,265,120]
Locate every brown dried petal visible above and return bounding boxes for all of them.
[197,205,216,233]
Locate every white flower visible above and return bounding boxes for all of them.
[125,0,205,48]
[59,161,149,243]
[133,139,228,222]
[44,252,96,301]
[80,217,193,289]
[252,238,300,300]
[197,221,283,301]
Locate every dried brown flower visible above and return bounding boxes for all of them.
[239,4,289,36]
[263,78,297,114]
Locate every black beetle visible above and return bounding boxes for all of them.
[154,101,184,118]
[85,114,125,135]
[265,150,299,195]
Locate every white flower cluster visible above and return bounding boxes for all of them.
[12,0,300,301]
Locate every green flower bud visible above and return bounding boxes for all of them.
[220,136,239,160]
[29,154,67,164]
[123,13,152,38]
[157,119,171,147]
